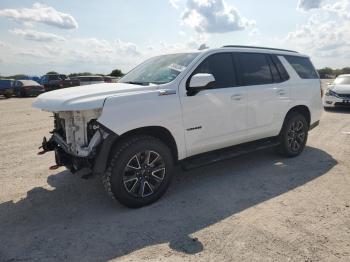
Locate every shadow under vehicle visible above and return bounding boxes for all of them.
[0,146,336,261]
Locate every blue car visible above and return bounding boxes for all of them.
[0,79,14,98]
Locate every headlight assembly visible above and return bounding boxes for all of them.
[325,89,340,98]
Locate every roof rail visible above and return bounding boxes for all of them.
[222,45,298,53]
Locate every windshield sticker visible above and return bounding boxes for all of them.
[168,63,186,72]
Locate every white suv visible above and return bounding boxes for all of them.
[33,46,323,208]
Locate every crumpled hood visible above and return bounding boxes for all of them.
[329,84,350,94]
[32,82,157,111]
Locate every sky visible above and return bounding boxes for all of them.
[0,0,349,76]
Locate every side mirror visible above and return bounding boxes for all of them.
[189,73,215,90]
[187,73,215,96]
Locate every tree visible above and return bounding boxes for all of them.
[341,67,350,74]
[109,69,124,77]
[46,71,58,75]
[317,67,334,78]
[68,72,93,77]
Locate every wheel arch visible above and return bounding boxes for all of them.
[93,125,179,177]
[116,126,179,162]
[285,105,311,126]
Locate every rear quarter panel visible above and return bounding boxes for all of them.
[279,56,322,126]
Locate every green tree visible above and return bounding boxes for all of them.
[68,72,93,77]
[109,69,124,77]
[317,67,334,78]
[46,71,58,75]
[341,67,350,74]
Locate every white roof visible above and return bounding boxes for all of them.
[18,80,40,86]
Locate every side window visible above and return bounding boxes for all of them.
[238,53,273,86]
[284,56,318,79]
[193,53,237,89]
[270,55,289,81]
[49,75,59,81]
[267,56,281,82]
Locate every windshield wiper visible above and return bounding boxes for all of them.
[123,81,149,86]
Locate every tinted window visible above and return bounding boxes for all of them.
[285,56,318,79]
[270,55,289,81]
[238,53,273,85]
[48,75,60,81]
[91,77,103,81]
[193,53,236,89]
[267,56,281,82]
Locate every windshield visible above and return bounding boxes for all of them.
[333,76,350,85]
[119,53,199,85]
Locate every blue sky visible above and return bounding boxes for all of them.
[0,0,349,75]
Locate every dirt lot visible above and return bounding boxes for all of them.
[0,96,350,262]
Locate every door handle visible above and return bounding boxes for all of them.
[231,94,243,101]
[276,89,286,96]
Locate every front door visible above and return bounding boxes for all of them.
[179,52,248,157]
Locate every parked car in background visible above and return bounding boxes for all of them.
[103,76,120,83]
[77,76,105,86]
[14,80,45,97]
[41,74,80,91]
[323,74,350,109]
[0,79,14,98]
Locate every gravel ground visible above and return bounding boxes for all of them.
[0,94,350,262]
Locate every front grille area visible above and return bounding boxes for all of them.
[337,93,350,99]
[335,102,350,107]
[54,114,66,140]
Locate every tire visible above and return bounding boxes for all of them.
[4,92,12,98]
[102,135,174,208]
[277,112,308,157]
[3,89,13,98]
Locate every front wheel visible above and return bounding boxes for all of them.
[103,135,174,208]
[277,112,308,157]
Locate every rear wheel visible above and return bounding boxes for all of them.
[20,90,27,97]
[3,92,12,98]
[103,135,174,208]
[277,112,308,157]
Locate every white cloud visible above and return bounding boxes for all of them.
[0,3,78,29]
[17,49,47,58]
[322,0,350,18]
[287,0,350,65]
[297,0,323,11]
[0,40,7,48]
[170,0,182,9]
[9,28,66,42]
[181,0,255,34]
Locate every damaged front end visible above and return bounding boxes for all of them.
[39,109,114,175]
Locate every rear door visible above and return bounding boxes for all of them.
[236,52,291,138]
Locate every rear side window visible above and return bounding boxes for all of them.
[48,75,59,81]
[91,77,103,81]
[193,53,237,89]
[270,55,290,82]
[285,56,318,79]
[238,53,273,85]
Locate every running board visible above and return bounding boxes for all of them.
[181,138,280,170]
